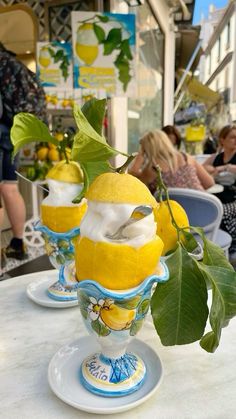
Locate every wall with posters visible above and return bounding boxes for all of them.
[37,41,74,110]
[71,11,136,97]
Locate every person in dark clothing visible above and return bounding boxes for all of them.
[0,42,47,261]
[203,125,236,256]
[203,130,218,154]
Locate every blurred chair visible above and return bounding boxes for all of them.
[166,188,232,258]
[194,154,211,164]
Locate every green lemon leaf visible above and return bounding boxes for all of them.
[130,319,144,336]
[116,295,141,309]
[81,98,106,135]
[56,254,65,265]
[57,239,69,248]
[54,49,64,62]
[63,251,74,261]
[93,23,106,44]
[72,161,110,203]
[80,307,88,320]
[198,264,236,352]
[103,28,122,55]
[91,319,111,336]
[96,14,109,23]
[120,39,133,60]
[114,54,131,92]
[151,244,208,346]
[181,229,198,253]
[78,290,91,307]
[73,104,107,145]
[137,299,150,316]
[11,113,59,155]
[193,227,234,270]
[72,132,118,163]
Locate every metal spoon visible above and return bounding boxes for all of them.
[106,205,152,241]
[15,170,49,193]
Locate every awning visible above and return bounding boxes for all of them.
[175,26,203,73]
[176,70,221,110]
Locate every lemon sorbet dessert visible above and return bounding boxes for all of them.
[74,172,164,290]
[41,160,87,233]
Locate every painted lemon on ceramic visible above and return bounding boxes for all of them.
[75,23,99,65]
[155,200,189,255]
[41,160,87,233]
[39,47,51,68]
[100,300,135,331]
[75,172,164,290]
[78,293,148,337]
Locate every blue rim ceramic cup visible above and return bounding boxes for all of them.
[34,220,80,301]
[77,260,169,397]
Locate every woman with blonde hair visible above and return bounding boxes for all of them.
[129,129,214,195]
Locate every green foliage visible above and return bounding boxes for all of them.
[103,28,122,55]
[91,319,111,336]
[48,45,70,81]
[151,244,209,346]
[138,299,150,316]
[10,113,59,155]
[116,295,141,310]
[151,233,236,352]
[81,98,106,136]
[130,319,144,336]
[93,23,106,44]
[71,101,128,201]
[91,15,133,92]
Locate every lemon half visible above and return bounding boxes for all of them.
[75,236,164,290]
[75,172,163,289]
[46,160,83,183]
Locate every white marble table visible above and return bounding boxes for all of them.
[1,270,236,419]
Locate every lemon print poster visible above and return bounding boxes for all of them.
[71,12,136,97]
[37,41,73,89]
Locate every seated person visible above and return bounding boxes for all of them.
[203,124,236,256]
[162,125,182,150]
[129,129,214,195]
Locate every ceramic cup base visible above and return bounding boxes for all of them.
[47,265,78,302]
[80,351,146,397]
[47,280,78,301]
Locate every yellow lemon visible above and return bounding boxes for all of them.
[75,236,163,289]
[100,303,135,331]
[46,160,83,183]
[39,48,51,68]
[86,172,158,208]
[155,200,189,255]
[48,148,60,162]
[41,202,87,233]
[37,147,49,161]
[54,132,64,141]
[75,23,99,65]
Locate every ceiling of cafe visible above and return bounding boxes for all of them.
[0,5,37,55]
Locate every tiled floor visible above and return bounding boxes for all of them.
[1,229,45,275]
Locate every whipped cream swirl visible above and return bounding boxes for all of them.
[80,201,156,248]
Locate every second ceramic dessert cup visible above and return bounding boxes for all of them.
[35,221,80,301]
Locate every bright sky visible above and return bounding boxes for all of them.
[193,0,229,24]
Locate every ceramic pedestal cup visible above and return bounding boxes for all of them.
[34,221,80,301]
[77,260,169,397]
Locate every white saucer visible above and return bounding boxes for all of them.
[26,272,78,308]
[206,184,224,194]
[48,335,163,414]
